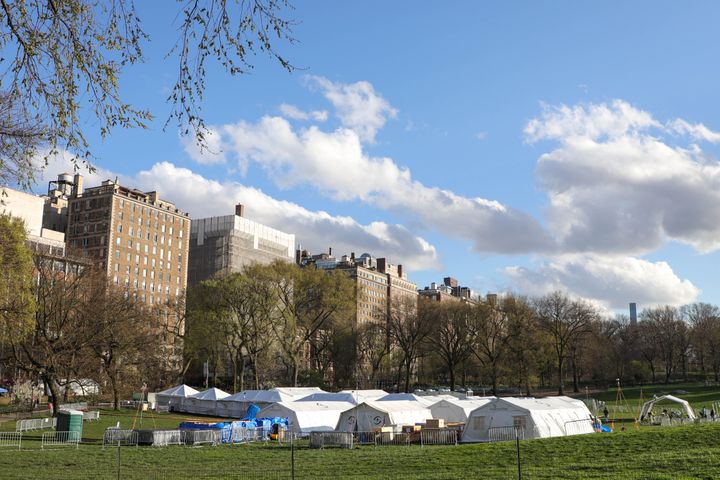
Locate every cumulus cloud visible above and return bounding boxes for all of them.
[39,155,440,271]
[217,115,553,254]
[279,103,328,122]
[306,76,397,143]
[528,100,720,254]
[503,254,700,310]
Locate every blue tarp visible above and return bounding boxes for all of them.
[244,403,261,420]
[0,387,8,394]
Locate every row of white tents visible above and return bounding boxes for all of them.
[155,385,596,442]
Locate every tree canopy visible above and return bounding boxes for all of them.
[0,0,296,187]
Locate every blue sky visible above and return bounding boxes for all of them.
[37,1,720,311]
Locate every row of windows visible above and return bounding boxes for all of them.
[118,199,185,226]
[112,275,180,297]
[113,263,180,283]
[113,250,182,273]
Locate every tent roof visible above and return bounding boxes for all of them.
[273,387,326,398]
[262,401,355,413]
[492,396,589,412]
[360,400,432,414]
[156,384,199,398]
[189,387,230,401]
[339,389,387,401]
[296,392,361,404]
[639,394,696,420]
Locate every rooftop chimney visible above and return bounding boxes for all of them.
[235,204,245,217]
[73,173,84,197]
[398,264,403,278]
[350,252,355,260]
[329,247,332,256]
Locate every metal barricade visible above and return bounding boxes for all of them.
[103,429,138,448]
[488,426,524,442]
[16,417,56,432]
[230,427,264,444]
[309,431,353,449]
[420,428,458,446]
[564,419,594,436]
[137,430,184,447]
[183,430,221,446]
[42,431,80,450]
[374,431,411,446]
[0,432,22,450]
[83,411,100,422]
[352,431,377,445]
[58,402,88,411]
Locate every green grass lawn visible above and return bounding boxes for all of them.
[2,384,720,479]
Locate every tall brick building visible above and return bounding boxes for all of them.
[66,180,191,307]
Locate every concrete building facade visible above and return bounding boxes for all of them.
[188,204,295,284]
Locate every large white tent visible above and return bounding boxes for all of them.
[336,401,432,432]
[429,398,495,423]
[156,384,199,411]
[461,397,594,443]
[257,401,354,434]
[638,395,696,421]
[339,389,387,403]
[377,393,456,406]
[215,387,328,418]
[296,392,362,404]
[181,387,230,415]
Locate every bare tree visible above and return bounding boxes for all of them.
[534,292,596,395]
[471,300,510,395]
[388,297,433,393]
[424,301,474,391]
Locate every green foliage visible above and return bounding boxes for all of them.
[0,214,34,340]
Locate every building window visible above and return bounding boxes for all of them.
[116,237,121,245]
[127,240,132,247]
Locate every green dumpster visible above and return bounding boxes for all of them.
[56,409,83,439]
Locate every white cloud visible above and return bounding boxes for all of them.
[39,155,440,271]
[279,103,328,122]
[306,76,397,143]
[528,100,720,254]
[503,254,700,310]
[181,127,227,165]
[217,115,554,254]
[668,118,720,143]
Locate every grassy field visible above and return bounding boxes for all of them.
[1,384,720,479]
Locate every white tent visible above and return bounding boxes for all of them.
[274,387,326,399]
[215,387,327,418]
[339,389,388,403]
[429,398,495,423]
[257,401,354,435]
[181,387,230,415]
[336,401,432,432]
[296,392,362,404]
[156,384,199,411]
[377,393,456,406]
[461,397,594,443]
[638,395,696,421]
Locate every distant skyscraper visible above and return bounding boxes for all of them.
[629,302,638,325]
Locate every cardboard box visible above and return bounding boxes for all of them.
[425,418,445,429]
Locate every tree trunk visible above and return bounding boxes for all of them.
[571,353,580,393]
[109,371,120,411]
[43,374,60,417]
[448,363,456,391]
[557,357,565,395]
[404,359,412,393]
[239,356,246,392]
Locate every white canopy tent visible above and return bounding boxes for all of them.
[377,393,457,406]
[155,384,199,411]
[181,387,230,415]
[339,389,388,403]
[638,395,696,421]
[429,398,495,423]
[215,387,327,418]
[257,401,354,435]
[296,392,362,404]
[461,397,594,443]
[336,401,432,432]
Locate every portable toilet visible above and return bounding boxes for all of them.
[56,409,83,438]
